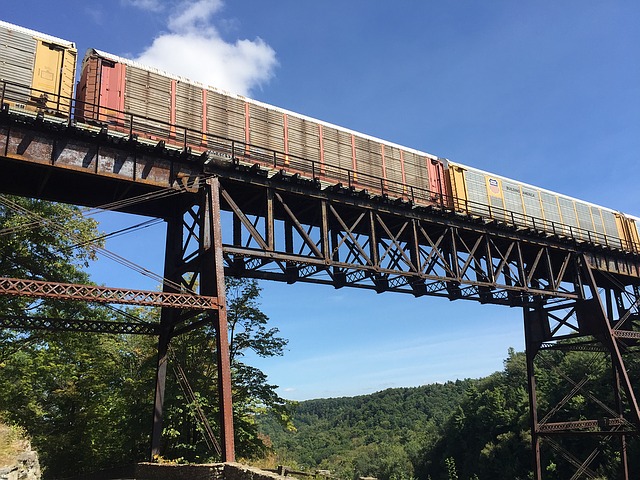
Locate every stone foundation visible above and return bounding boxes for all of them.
[135,462,298,480]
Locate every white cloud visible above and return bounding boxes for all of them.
[121,0,165,12]
[132,0,277,96]
[167,0,223,33]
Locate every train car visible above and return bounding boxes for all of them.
[446,161,639,251]
[0,20,76,115]
[76,47,639,253]
[615,213,640,253]
[75,49,447,205]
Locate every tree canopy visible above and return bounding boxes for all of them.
[259,348,640,480]
[0,197,292,477]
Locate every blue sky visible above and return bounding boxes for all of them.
[3,1,639,400]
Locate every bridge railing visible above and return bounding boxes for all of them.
[1,79,637,254]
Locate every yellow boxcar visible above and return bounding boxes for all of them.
[0,20,76,115]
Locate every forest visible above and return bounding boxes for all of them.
[0,196,638,479]
[259,348,640,479]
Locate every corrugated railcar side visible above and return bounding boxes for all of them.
[76,49,448,205]
[615,214,640,253]
[0,20,76,115]
[445,161,631,249]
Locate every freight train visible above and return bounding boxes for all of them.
[1,20,638,253]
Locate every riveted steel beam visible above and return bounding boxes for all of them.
[0,315,158,335]
[0,277,217,309]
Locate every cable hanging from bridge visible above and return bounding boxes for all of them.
[0,174,203,238]
[0,171,217,293]
[168,344,223,458]
[81,174,206,216]
[65,218,163,251]
[0,195,190,294]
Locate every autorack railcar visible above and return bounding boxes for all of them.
[75,49,448,207]
[446,161,639,251]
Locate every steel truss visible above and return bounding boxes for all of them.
[0,277,218,310]
[0,315,158,335]
[213,171,640,479]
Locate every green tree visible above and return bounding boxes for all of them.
[0,197,293,475]
[0,196,101,359]
[0,197,151,477]
[259,381,472,480]
[0,330,154,476]
[158,277,292,461]
[227,277,292,456]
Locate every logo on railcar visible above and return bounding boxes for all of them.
[488,178,501,196]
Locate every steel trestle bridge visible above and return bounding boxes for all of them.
[1,96,639,478]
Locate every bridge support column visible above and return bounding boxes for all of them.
[203,177,235,462]
[150,178,235,462]
[524,307,543,480]
[521,254,639,479]
[150,201,185,460]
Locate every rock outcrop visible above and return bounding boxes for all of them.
[0,444,41,480]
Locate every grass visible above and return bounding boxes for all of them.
[0,422,29,467]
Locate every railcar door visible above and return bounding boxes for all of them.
[98,59,126,125]
[427,158,445,206]
[32,41,76,115]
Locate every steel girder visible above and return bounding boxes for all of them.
[0,277,218,310]
[0,315,158,335]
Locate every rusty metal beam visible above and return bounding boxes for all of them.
[0,277,217,310]
[151,206,184,460]
[0,109,202,191]
[205,177,235,462]
[0,315,157,335]
[539,418,632,433]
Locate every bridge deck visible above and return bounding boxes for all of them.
[2,107,639,293]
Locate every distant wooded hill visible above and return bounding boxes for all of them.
[258,349,640,480]
[258,379,473,479]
